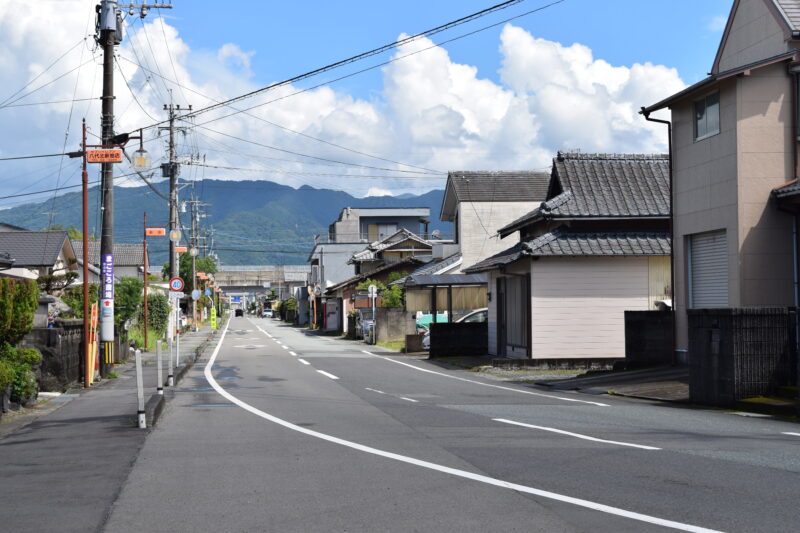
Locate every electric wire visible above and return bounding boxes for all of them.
[0,38,85,107]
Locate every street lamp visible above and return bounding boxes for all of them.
[189,246,199,257]
[131,129,150,170]
[169,229,181,242]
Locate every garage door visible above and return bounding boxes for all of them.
[689,230,728,308]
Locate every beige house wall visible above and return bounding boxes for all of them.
[672,63,795,350]
[717,0,789,72]
[530,257,650,359]
[457,201,534,273]
[736,62,795,306]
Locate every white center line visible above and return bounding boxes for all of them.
[289,351,297,356]
[205,322,719,533]
[317,370,339,380]
[494,418,661,450]
[782,432,800,437]
[400,397,419,403]
[298,359,310,365]
[360,350,608,407]
[365,387,385,394]
[281,345,289,350]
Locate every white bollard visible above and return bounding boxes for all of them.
[176,328,181,369]
[156,340,163,395]
[167,336,174,387]
[134,349,146,429]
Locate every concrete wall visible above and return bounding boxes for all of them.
[375,307,416,343]
[20,320,84,391]
[717,0,790,73]
[624,311,674,368]
[457,201,534,272]
[672,62,795,350]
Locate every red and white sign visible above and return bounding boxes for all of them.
[169,277,185,292]
[87,149,123,163]
[175,246,187,253]
[145,227,166,236]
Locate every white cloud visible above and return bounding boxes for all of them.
[0,4,686,206]
[364,187,392,197]
[708,15,728,32]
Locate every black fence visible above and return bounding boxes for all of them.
[688,308,797,406]
[624,311,674,368]
[429,322,487,357]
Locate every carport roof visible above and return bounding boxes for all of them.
[402,273,487,288]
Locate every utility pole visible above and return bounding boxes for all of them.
[160,102,191,280]
[96,1,173,372]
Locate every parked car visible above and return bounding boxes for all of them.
[422,308,488,350]
[262,309,273,318]
[415,312,449,332]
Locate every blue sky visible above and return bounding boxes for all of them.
[174,0,731,96]
[0,0,734,204]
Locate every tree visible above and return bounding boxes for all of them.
[61,283,98,319]
[0,278,39,345]
[115,277,143,327]
[137,292,169,335]
[161,254,217,294]
[37,271,79,295]
[356,271,406,308]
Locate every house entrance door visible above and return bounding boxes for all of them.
[497,274,530,358]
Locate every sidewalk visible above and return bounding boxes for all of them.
[0,326,217,532]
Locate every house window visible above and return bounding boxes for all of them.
[694,92,720,141]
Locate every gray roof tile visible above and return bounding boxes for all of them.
[71,240,146,267]
[441,170,550,221]
[499,152,669,236]
[465,229,670,272]
[0,231,72,267]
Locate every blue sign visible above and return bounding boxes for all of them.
[232,296,241,303]
[101,254,114,299]
[204,288,211,296]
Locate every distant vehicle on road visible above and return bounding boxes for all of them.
[235,309,244,317]
[262,309,273,318]
[422,308,487,350]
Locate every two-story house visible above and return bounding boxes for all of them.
[439,171,551,272]
[642,0,800,354]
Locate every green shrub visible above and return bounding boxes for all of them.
[0,278,39,345]
[0,360,13,390]
[137,292,170,335]
[14,348,42,366]
[9,361,37,403]
[61,283,98,319]
[115,277,143,327]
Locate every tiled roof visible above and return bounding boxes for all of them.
[0,231,72,267]
[324,257,424,294]
[71,240,146,267]
[774,1,800,30]
[440,170,550,221]
[349,229,431,263]
[390,252,462,285]
[498,152,669,237]
[465,229,670,272]
[772,179,800,199]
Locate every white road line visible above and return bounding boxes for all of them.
[494,418,661,451]
[365,387,385,394]
[281,345,289,350]
[298,359,310,365]
[360,350,608,407]
[317,370,339,380]
[289,351,297,357]
[205,322,719,533]
[400,397,419,403]
[782,432,800,437]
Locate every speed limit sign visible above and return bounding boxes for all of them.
[169,277,185,292]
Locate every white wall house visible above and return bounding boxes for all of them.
[466,153,671,360]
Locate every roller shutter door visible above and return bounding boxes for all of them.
[689,230,728,308]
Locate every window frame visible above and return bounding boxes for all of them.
[693,91,720,142]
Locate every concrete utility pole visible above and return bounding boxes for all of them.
[97,1,119,371]
[160,102,190,280]
[96,1,173,371]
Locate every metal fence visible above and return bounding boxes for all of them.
[688,307,797,406]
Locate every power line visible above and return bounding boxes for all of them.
[0,38,85,107]
[0,97,97,108]
[184,162,444,180]
[0,152,82,161]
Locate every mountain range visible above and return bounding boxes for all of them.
[0,179,449,266]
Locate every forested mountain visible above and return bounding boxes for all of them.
[0,180,449,266]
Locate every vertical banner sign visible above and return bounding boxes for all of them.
[210,307,217,330]
[100,254,115,342]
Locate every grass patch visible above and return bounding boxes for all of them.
[106,371,119,379]
[126,325,163,352]
[376,340,405,352]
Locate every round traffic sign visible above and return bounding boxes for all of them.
[191,289,201,301]
[169,277,185,292]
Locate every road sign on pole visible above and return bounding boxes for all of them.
[169,277,185,292]
[191,289,201,301]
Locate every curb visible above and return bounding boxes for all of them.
[144,331,216,428]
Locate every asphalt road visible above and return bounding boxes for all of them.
[101,316,800,532]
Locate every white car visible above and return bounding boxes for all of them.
[422,308,488,350]
[262,309,273,318]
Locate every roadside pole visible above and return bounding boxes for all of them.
[156,340,163,395]
[167,335,174,387]
[143,212,148,350]
[81,119,90,388]
[134,349,146,428]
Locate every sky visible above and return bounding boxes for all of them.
[0,0,733,208]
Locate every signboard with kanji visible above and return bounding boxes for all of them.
[87,149,123,163]
[145,227,166,236]
[175,246,187,253]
